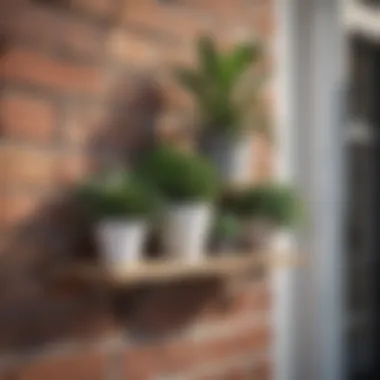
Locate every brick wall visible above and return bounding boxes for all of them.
[0,0,275,379]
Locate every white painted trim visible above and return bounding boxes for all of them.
[271,1,298,379]
[309,3,346,378]
[273,1,347,379]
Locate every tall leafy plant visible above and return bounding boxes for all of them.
[175,36,267,137]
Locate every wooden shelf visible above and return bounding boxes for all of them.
[54,252,301,287]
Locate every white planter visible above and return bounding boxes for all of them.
[207,133,253,186]
[268,229,294,252]
[242,218,274,250]
[244,219,293,252]
[96,219,147,271]
[162,203,213,262]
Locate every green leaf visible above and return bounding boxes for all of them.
[135,146,220,203]
[197,35,220,80]
[213,212,241,239]
[231,42,262,75]
[174,68,204,97]
[232,184,303,227]
[222,42,262,90]
[174,36,265,136]
[75,171,159,220]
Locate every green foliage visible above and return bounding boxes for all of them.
[135,146,220,203]
[213,212,241,240]
[232,184,302,227]
[175,35,266,137]
[76,171,159,220]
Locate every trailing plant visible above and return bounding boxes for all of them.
[175,35,268,137]
[135,145,220,203]
[76,171,159,220]
[232,183,302,227]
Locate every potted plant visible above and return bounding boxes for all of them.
[76,171,158,271]
[232,183,301,251]
[136,146,220,262]
[210,211,241,254]
[175,35,269,185]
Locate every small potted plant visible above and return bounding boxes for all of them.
[175,35,269,186]
[210,211,241,254]
[136,146,220,262]
[232,183,301,251]
[76,171,158,272]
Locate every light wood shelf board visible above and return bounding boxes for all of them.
[55,251,301,287]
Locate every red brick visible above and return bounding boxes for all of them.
[195,281,271,323]
[120,2,210,43]
[2,146,57,187]
[223,368,247,380]
[179,0,246,19]
[229,282,271,314]
[198,376,221,380]
[182,0,246,9]
[0,193,44,228]
[200,327,271,363]
[0,48,104,94]
[123,324,270,378]
[17,352,106,380]
[156,112,197,151]
[249,362,272,380]
[0,0,27,26]
[182,0,270,27]
[250,3,275,38]
[63,104,105,147]
[70,0,114,18]
[0,93,56,143]
[161,44,196,67]
[3,4,105,60]
[58,151,93,185]
[252,136,273,182]
[158,74,194,111]
[107,29,159,67]
[156,113,184,136]
[62,17,106,60]
[2,5,60,51]
[127,280,223,335]
[0,146,6,185]
[124,341,199,379]
[178,1,275,42]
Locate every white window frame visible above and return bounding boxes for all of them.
[344,0,380,41]
[273,1,346,379]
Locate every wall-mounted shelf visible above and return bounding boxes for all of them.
[53,252,301,288]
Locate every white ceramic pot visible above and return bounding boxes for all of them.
[243,218,275,251]
[207,133,253,186]
[162,203,213,262]
[244,219,294,252]
[268,229,294,252]
[96,220,147,271]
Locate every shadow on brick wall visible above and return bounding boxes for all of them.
[0,75,225,354]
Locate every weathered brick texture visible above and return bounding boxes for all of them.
[0,0,275,379]
[0,48,104,94]
[0,92,56,142]
[16,351,107,380]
